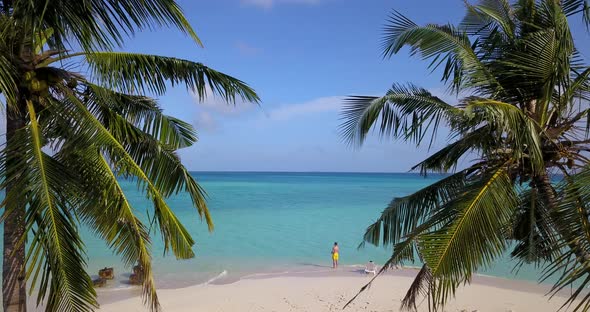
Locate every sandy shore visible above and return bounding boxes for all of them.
[97,269,578,312]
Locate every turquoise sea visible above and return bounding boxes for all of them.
[81,172,545,288]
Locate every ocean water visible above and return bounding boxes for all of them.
[0,172,540,288]
[77,172,544,288]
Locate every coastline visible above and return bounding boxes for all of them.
[95,266,580,312]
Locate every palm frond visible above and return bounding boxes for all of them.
[411,125,492,175]
[464,98,545,173]
[34,76,211,312]
[382,11,500,93]
[85,83,197,149]
[560,66,590,112]
[78,52,259,103]
[80,85,212,228]
[510,187,559,266]
[401,265,434,311]
[340,83,462,146]
[0,2,260,311]
[55,87,196,259]
[345,1,590,311]
[0,47,17,105]
[560,0,590,27]
[349,229,440,310]
[344,237,418,310]
[63,147,160,311]
[356,167,517,309]
[361,168,475,249]
[34,27,54,54]
[541,168,590,311]
[419,166,518,306]
[500,25,574,124]
[461,0,516,39]
[14,100,97,311]
[9,0,201,50]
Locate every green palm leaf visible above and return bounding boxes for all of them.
[80,84,212,227]
[85,83,198,149]
[343,0,590,310]
[382,11,500,93]
[542,168,590,311]
[361,168,475,248]
[401,265,434,311]
[560,66,590,109]
[65,148,160,311]
[463,98,545,172]
[77,52,259,103]
[1,1,260,311]
[344,236,423,310]
[461,0,516,39]
[340,83,462,147]
[34,79,211,311]
[559,0,590,27]
[411,125,492,175]
[0,19,17,103]
[20,101,96,311]
[420,167,517,287]
[10,0,201,50]
[510,187,559,265]
[57,87,196,258]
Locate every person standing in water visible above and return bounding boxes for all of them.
[331,242,339,268]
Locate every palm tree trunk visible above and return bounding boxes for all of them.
[3,109,27,312]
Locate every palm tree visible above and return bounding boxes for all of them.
[341,0,590,311]
[0,1,259,311]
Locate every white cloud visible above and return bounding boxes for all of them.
[236,41,262,56]
[241,0,320,9]
[267,96,343,121]
[190,86,258,133]
[195,111,218,132]
[190,86,257,115]
[258,88,458,124]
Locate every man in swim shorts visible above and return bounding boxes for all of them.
[331,242,339,268]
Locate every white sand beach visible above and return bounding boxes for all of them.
[97,269,577,312]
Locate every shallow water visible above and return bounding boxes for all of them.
[75,172,548,288]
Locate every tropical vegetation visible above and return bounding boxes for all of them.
[0,1,258,311]
[341,0,590,311]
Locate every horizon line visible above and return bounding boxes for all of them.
[186,170,430,174]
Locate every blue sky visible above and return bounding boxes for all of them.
[121,0,589,172]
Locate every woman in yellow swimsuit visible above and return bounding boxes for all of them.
[331,242,339,268]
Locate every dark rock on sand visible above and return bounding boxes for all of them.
[99,267,115,280]
[93,278,106,288]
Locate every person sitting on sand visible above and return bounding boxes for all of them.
[331,242,339,268]
[364,260,376,275]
